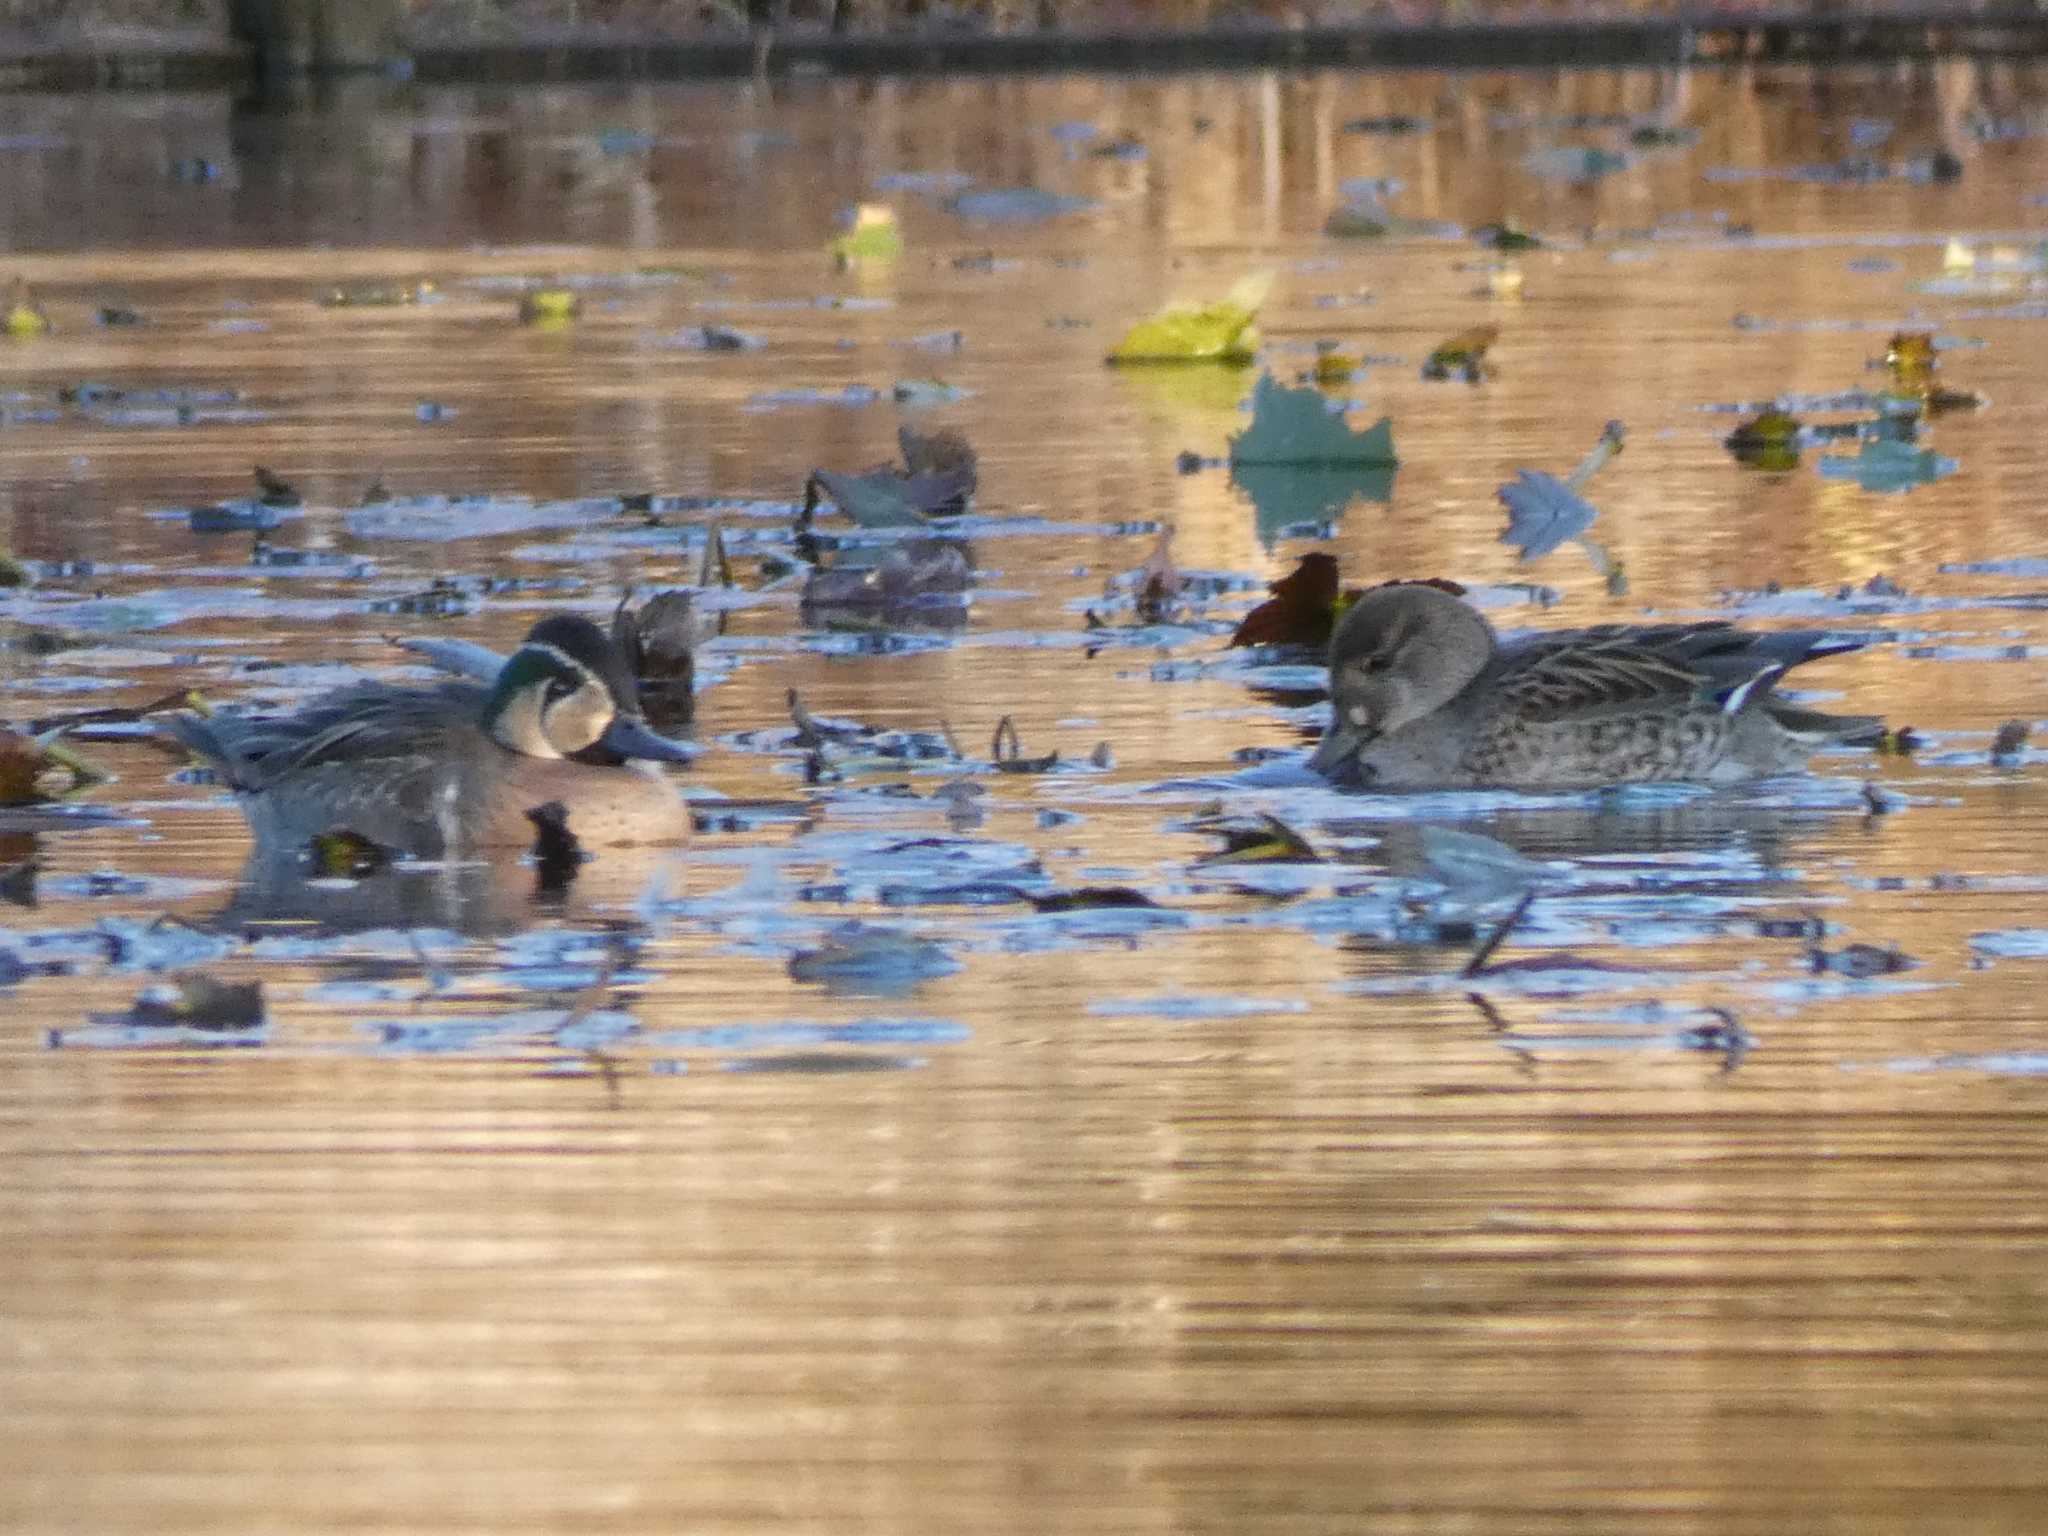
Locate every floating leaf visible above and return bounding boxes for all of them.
[1312,349,1361,386]
[123,975,266,1032]
[1422,324,1499,382]
[1229,552,1346,648]
[1497,420,1625,576]
[1107,273,1271,366]
[4,278,48,338]
[1497,472,1596,560]
[1028,887,1161,912]
[1887,330,1939,392]
[1726,408,1801,447]
[1194,812,1321,865]
[1818,438,1958,494]
[1229,372,1397,465]
[1473,221,1543,252]
[0,729,45,804]
[518,287,580,325]
[830,203,903,265]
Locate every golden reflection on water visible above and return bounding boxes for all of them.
[3,60,2048,1533]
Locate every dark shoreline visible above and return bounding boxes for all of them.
[5,8,2048,93]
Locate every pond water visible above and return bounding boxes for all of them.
[4,58,2048,1533]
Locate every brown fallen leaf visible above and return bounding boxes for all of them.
[1229,551,1348,648]
[1422,324,1500,382]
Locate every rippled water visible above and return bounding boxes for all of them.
[5,60,2048,1533]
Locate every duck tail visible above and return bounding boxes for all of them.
[158,713,237,779]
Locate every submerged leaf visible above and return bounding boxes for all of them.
[1107,273,1271,366]
[1229,373,1398,466]
[309,828,390,879]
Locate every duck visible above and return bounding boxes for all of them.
[1309,580,1882,789]
[165,614,693,856]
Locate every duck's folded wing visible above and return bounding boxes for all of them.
[1493,625,1724,720]
[1495,622,1870,722]
[166,682,487,790]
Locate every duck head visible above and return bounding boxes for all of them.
[483,615,695,764]
[1309,581,1494,778]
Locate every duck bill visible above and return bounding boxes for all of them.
[600,713,698,764]
[1308,721,1369,783]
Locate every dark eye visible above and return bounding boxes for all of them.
[1362,651,1393,675]
[543,676,576,707]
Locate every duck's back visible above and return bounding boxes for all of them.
[1417,621,1864,787]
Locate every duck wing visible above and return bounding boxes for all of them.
[1492,623,1865,722]
[167,680,489,792]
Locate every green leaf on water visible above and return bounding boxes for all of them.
[1228,373,1397,466]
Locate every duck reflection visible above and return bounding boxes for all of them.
[206,837,685,940]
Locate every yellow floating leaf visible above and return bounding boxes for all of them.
[830,204,903,266]
[1312,350,1359,386]
[519,287,581,324]
[1106,272,1272,366]
[4,278,48,338]
[1886,330,1938,394]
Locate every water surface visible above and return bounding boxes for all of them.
[4,61,2048,1534]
